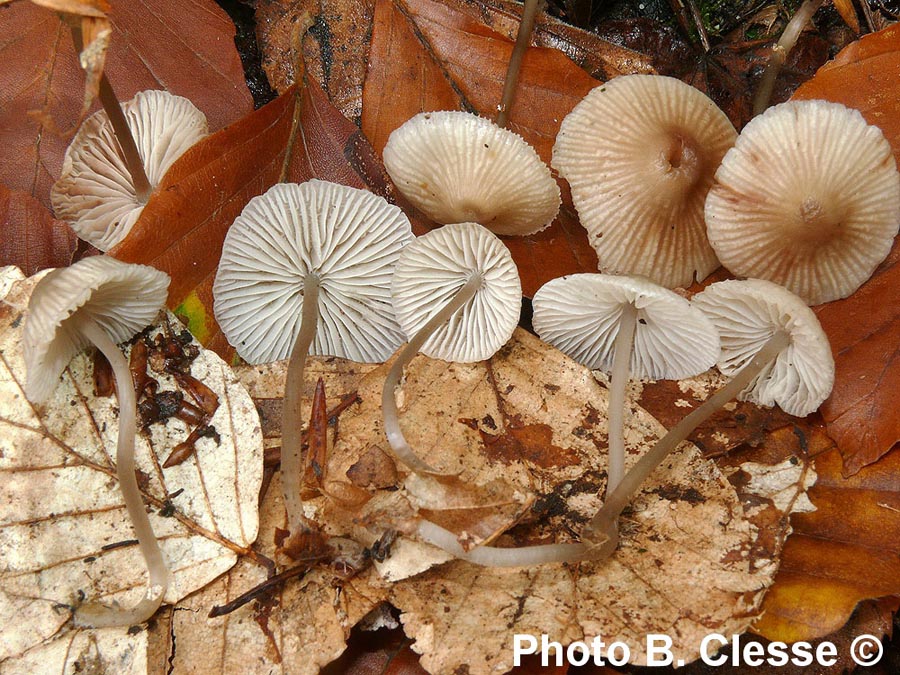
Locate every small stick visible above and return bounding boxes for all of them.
[208,561,319,618]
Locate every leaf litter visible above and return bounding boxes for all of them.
[160,328,815,674]
[0,267,263,673]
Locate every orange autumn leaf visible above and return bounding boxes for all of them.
[0,183,78,276]
[791,26,900,475]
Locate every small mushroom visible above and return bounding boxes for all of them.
[213,180,413,550]
[532,273,719,493]
[24,256,170,627]
[51,90,208,251]
[552,75,737,288]
[705,99,900,305]
[584,278,834,557]
[383,111,561,236]
[383,222,521,473]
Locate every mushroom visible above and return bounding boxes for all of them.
[532,274,719,493]
[705,99,900,305]
[212,180,413,550]
[51,90,208,251]
[584,278,834,556]
[383,222,521,473]
[383,111,560,236]
[552,74,737,288]
[23,255,170,627]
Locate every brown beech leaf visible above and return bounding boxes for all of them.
[790,28,900,474]
[0,183,78,276]
[0,268,263,672]
[257,0,653,121]
[793,23,900,164]
[753,444,900,643]
[211,329,812,673]
[0,0,252,207]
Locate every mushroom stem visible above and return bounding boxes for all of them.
[68,25,153,203]
[416,519,594,567]
[496,0,541,128]
[752,0,825,115]
[383,272,483,473]
[607,302,637,495]
[584,329,792,552]
[282,273,321,537]
[98,76,154,203]
[72,316,168,627]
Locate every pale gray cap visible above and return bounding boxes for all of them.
[213,180,414,364]
[706,100,900,305]
[552,75,737,288]
[391,222,521,362]
[693,278,834,416]
[532,273,720,379]
[383,111,560,236]
[24,256,170,404]
[51,90,209,251]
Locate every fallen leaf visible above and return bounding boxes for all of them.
[0,0,253,207]
[793,23,900,164]
[790,28,900,474]
[110,64,396,360]
[753,444,900,642]
[209,329,811,673]
[0,268,263,669]
[0,184,78,276]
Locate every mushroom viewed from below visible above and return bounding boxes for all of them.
[585,278,834,558]
[213,180,413,554]
[706,99,900,305]
[532,274,719,494]
[383,111,561,236]
[51,90,209,251]
[383,222,521,473]
[24,256,170,627]
[553,75,737,288]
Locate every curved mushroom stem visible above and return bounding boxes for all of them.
[383,273,483,474]
[73,316,168,627]
[607,302,637,495]
[583,329,792,553]
[496,0,541,128]
[416,519,595,566]
[282,273,321,538]
[752,0,825,115]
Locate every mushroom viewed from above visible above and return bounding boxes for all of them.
[532,274,719,494]
[383,222,521,473]
[51,90,209,251]
[383,111,561,236]
[213,180,413,554]
[24,256,170,627]
[706,99,900,305]
[584,278,834,558]
[552,74,737,288]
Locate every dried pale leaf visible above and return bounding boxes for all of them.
[0,270,263,665]
[29,0,108,16]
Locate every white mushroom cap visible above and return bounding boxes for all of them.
[383,111,561,236]
[693,278,834,417]
[51,90,209,251]
[24,256,170,404]
[552,75,737,288]
[532,273,720,379]
[391,222,521,362]
[213,180,414,365]
[705,100,900,306]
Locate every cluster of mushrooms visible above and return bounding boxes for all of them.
[23,66,900,626]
